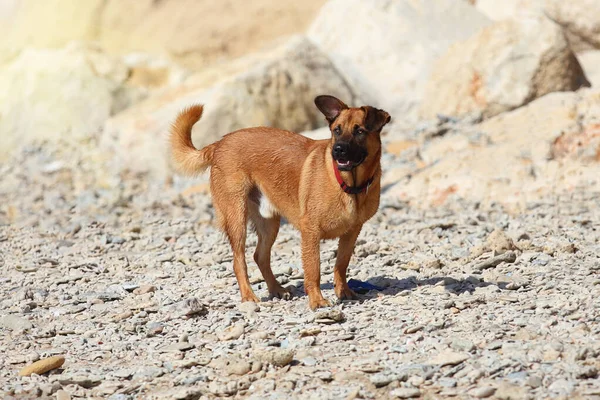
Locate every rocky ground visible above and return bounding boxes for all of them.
[1,139,600,400]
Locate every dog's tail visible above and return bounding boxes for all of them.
[169,105,216,176]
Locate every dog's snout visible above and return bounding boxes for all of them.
[333,143,349,159]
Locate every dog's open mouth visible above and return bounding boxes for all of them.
[335,157,364,171]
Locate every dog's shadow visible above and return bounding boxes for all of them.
[286,272,507,303]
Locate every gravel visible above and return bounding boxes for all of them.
[1,139,600,398]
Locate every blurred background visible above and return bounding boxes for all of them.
[0,0,599,225]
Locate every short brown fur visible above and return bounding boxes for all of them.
[169,96,390,309]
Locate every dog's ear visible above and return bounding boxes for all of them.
[314,95,348,123]
[362,106,391,132]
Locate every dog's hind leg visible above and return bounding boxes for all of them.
[213,187,259,303]
[249,204,292,300]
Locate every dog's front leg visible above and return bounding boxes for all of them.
[334,226,361,300]
[301,230,331,310]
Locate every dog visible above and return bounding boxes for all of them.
[169,95,390,309]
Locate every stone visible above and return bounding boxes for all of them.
[19,356,65,376]
[238,302,260,313]
[579,50,600,88]
[0,43,138,160]
[308,0,490,122]
[389,387,421,398]
[102,36,354,179]
[0,315,33,331]
[225,359,251,376]
[426,350,469,367]
[468,386,496,398]
[314,309,345,323]
[133,285,156,295]
[55,390,71,400]
[495,382,529,400]
[545,0,600,52]
[219,324,245,341]
[421,16,589,120]
[256,349,294,367]
[389,88,600,209]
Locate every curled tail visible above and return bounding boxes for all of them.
[169,105,216,176]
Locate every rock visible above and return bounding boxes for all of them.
[389,387,421,398]
[548,379,575,395]
[224,359,252,376]
[175,297,207,318]
[102,36,355,179]
[55,390,71,400]
[0,315,33,331]
[473,0,543,21]
[370,373,396,388]
[495,382,530,400]
[390,88,600,209]
[308,0,490,121]
[19,355,65,376]
[450,338,476,353]
[0,43,139,160]
[473,251,517,271]
[314,309,345,323]
[0,1,325,68]
[421,16,589,120]
[256,349,294,367]
[133,285,156,295]
[238,302,260,313]
[468,386,496,398]
[219,324,245,341]
[426,350,469,367]
[545,0,600,52]
[579,50,600,87]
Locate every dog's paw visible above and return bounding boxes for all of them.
[241,292,260,303]
[335,284,359,301]
[269,286,293,301]
[309,297,332,310]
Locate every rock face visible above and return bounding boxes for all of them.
[390,89,600,209]
[0,0,327,68]
[545,0,600,52]
[102,36,355,178]
[308,0,490,121]
[472,0,543,21]
[420,17,589,120]
[578,50,600,87]
[0,43,139,161]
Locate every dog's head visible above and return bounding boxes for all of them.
[315,95,390,171]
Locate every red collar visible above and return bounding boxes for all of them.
[332,158,374,195]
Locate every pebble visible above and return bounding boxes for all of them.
[468,386,496,398]
[426,350,469,366]
[218,324,245,341]
[256,349,294,367]
[19,355,65,376]
[0,315,33,331]
[390,388,421,398]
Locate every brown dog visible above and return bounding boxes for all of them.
[170,95,390,309]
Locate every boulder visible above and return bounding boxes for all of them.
[0,0,327,69]
[386,89,600,209]
[578,50,600,87]
[308,0,490,121]
[0,43,143,160]
[101,36,355,179]
[420,17,589,120]
[545,0,600,52]
[471,0,543,21]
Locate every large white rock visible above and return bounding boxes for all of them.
[0,43,138,160]
[545,0,600,51]
[102,36,355,178]
[420,17,589,120]
[472,0,543,21]
[386,89,600,210]
[307,0,490,121]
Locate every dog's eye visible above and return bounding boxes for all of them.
[355,127,366,136]
[334,126,341,136]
